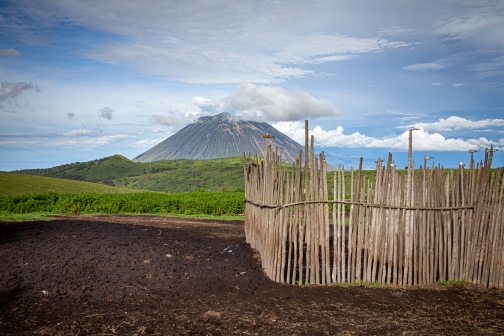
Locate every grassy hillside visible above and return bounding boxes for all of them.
[11,155,153,184]
[13,155,247,193]
[13,154,434,195]
[0,172,139,196]
[117,157,246,192]
[11,154,387,194]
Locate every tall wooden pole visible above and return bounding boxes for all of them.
[469,150,477,170]
[405,127,419,285]
[408,127,419,170]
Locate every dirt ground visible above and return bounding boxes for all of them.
[1,215,503,335]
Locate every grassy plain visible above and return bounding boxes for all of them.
[0,212,244,222]
[0,172,139,196]
[0,212,58,222]
[0,167,245,221]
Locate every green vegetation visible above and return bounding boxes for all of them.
[330,281,385,288]
[9,154,492,221]
[115,212,244,221]
[0,212,58,222]
[330,282,350,287]
[11,154,502,195]
[360,280,381,288]
[11,154,146,183]
[11,155,247,193]
[0,191,244,216]
[0,172,139,196]
[9,154,415,195]
[0,211,244,222]
[436,279,467,286]
[479,327,494,333]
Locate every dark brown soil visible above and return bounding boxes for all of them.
[1,215,503,335]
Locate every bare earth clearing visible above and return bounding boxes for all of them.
[1,215,503,335]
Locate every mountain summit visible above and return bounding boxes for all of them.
[133,112,303,163]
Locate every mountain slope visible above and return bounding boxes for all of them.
[12,155,249,193]
[11,155,150,186]
[134,112,304,163]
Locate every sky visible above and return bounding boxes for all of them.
[1,0,503,171]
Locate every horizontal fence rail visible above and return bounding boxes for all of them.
[243,121,504,288]
[245,199,478,211]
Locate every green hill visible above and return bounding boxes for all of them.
[12,155,247,193]
[118,157,246,192]
[0,172,140,196]
[11,155,148,184]
[11,154,394,195]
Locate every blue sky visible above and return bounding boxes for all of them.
[1,0,503,171]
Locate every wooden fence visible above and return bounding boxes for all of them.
[243,121,504,288]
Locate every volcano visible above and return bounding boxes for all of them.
[133,112,304,163]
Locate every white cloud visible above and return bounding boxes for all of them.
[303,55,351,64]
[0,48,22,57]
[274,121,381,148]
[274,120,503,151]
[434,10,504,40]
[86,42,313,84]
[14,0,314,84]
[275,33,408,64]
[84,30,410,84]
[151,111,203,127]
[13,0,503,49]
[63,129,92,136]
[403,58,449,71]
[13,0,314,43]
[0,133,129,149]
[98,107,114,120]
[453,83,464,87]
[224,82,341,122]
[398,116,422,121]
[470,56,504,78]
[10,0,410,84]
[401,116,504,132]
[192,96,223,113]
[131,138,164,148]
[0,81,41,108]
[431,82,442,85]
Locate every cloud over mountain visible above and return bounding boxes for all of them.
[187,82,341,123]
[151,112,202,128]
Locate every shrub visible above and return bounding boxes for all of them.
[0,191,245,216]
